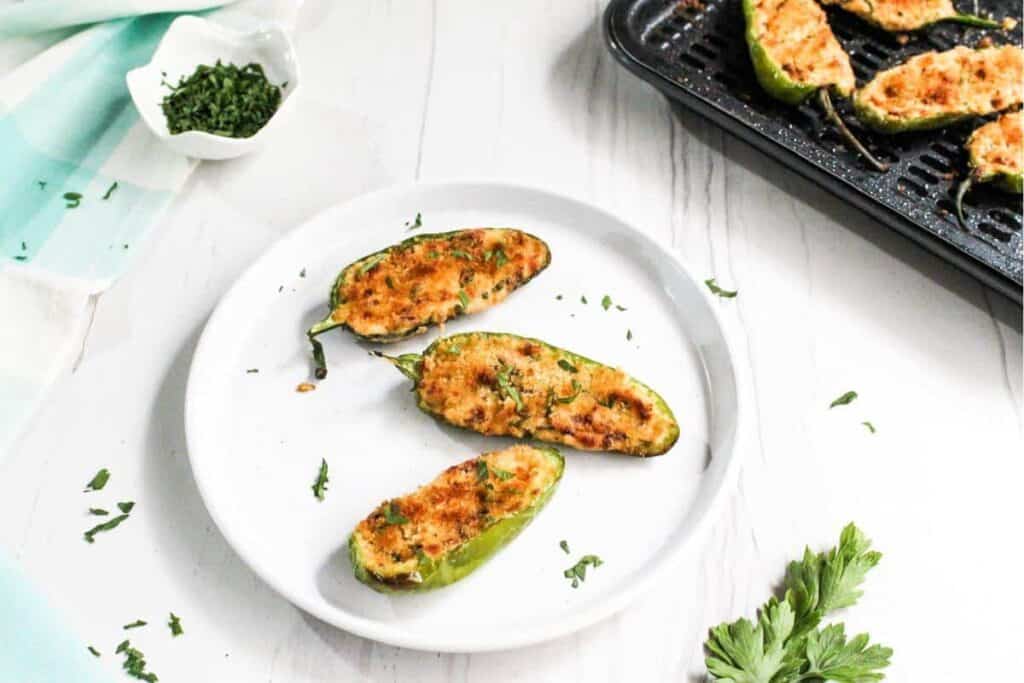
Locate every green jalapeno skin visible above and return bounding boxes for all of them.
[955,112,1024,228]
[375,331,681,457]
[307,229,551,378]
[819,0,1001,32]
[349,445,564,593]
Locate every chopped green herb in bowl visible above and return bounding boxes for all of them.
[161,61,282,138]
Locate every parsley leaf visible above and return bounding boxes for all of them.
[450,249,473,260]
[84,513,129,543]
[168,613,183,637]
[799,623,893,682]
[496,363,525,413]
[406,212,423,230]
[563,554,603,588]
[63,192,82,208]
[705,278,738,298]
[829,391,858,408]
[457,289,470,310]
[580,295,588,304]
[559,539,570,554]
[102,181,118,200]
[88,646,101,657]
[117,640,158,682]
[383,502,409,526]
[84,468,110,492]
[861,421,876,434]
[704,524,891,682]
[123,620,147,630]
[626,329,633,341]
[601,295,612,310]
[476,459,489,483]
[117,501,135,514]
[89,508,109,516]
[493,247,509,267]
[311,459,329,501]
[557,358,578,373]
[555,379,582,404]
[493,467,514,481]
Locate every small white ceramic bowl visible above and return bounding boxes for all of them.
[126,15,299,160]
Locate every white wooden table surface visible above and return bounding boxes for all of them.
[2,1,1022,681]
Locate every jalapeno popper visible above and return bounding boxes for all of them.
[744,0,889,170]
[376,332,680,457]
[956,111,1023,228]
[349,444,563,592]
[307,229,550,378]
[819,0,1002,32]
[854,46,1024,133]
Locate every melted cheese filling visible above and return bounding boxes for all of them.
[331,229,549,339]
[352,445,559,582]
[859,46,1024,121]
[416,334,678,455]
[968,111,1023,179]
[821,0,957,32]
[751,0,856,95]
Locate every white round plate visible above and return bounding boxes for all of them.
[185,181,740,652]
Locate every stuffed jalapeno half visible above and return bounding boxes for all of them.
[376,332,680,457]
[349,444,563,592]
[307,228,550,378]
[744,0,889,170]
[819,0,1002,32]
[956,111,1023,228]
[854,46,1024,133]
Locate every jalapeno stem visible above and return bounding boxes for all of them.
[949,13,1001,28]
[954,174,976,230]
[817,89,889,172]
[307,318,342,379]
[370,350,424,384]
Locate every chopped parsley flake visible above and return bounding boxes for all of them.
[168,613,183,637]
[384,502,409,526]
[496,363,525,413]
[704,278,738,298]
[626,329,633,341]
[601,295,612,310]
[37,180,47,190]
[123,620,147,630]
[117,501,135,514]
[299,267,306,278]
[862,421,876,434]
[476,459,489,482]
[493,468,515,481]
[246,368,259,374]
[63,192,82,208]
[615,304,627,311]
[385,275,395,289]
[102,181,118,200]
[556,294,563,300]
[580,295,588,304]
[557,359,578,373]
[564,554,603,588]
[406,212,423,230]
[450,249,473,260]
[84,468,110,492]
[89,508,109,516]
[559,540,570,554]
[492,247,509,267]
[555,379,583,404]
[88,645,100,657]
[84,514,129,543]
[116,639,158,682]
[830,391,858,408]
[311,459,329,501]
[359,254,386,274]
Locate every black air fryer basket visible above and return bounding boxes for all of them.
[604,0,1023,302]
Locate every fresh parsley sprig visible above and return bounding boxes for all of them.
[704,523,892,682]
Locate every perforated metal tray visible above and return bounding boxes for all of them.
[604,0,1023,302]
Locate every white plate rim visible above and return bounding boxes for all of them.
[184,179,744,652]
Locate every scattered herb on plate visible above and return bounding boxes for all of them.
[123,620,147,630]
[246,368,259,374]
[704,523,892,682]
[601,295,613,310]
[88,508,109,516]
[704,278,738,298]
[626,329,633,341]
[83,514,130,543]
[476,459,490,482]
[37,180,47,190]
[616,304,627,311]
[559,540,570,554]
[102,181,118,200]
[161,61,282,138]
[862,421,876,433]
[311,459,329,501]
[87,645,100,657]
[116,640,158,682]
[580,295,588,304]
[84,468,110,492]
[63,192,82,209]
[299,267,306,278]
[830,391,858,408]
[457,290,470,310]
[118,501,135,514]
[563,554,603,588]
[168,613,183,637]
[496,363,525,413]
[406,212,423,230]
[556,294,563,300]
